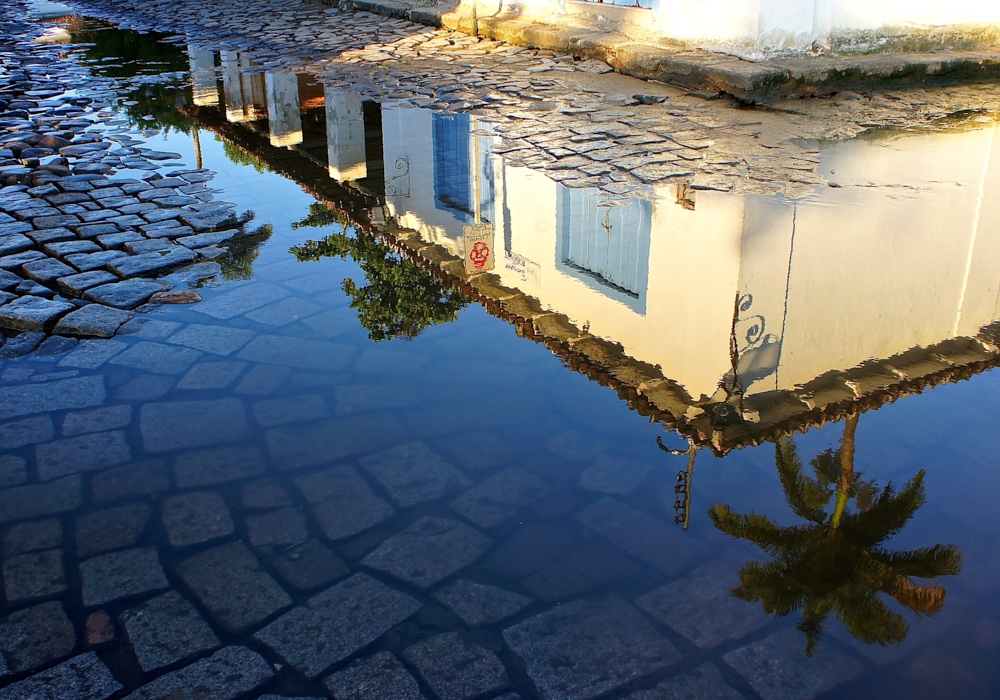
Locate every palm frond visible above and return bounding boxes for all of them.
[776,439,830,524]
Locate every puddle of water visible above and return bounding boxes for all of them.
[2,18,1000,700]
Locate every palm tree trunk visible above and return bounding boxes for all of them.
[831,411,859,528]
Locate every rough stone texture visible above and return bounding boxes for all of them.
[177,542,291,634]
[122,646,273,700]
[58,338,127,369]
[79,548,169,607]
[0,375,104,420]
[0,601,75,673]
[85,279,170,309]
[0,415,54,449]
[255,573,421,678]
[2,519,62,558]
[323,651,425,700]
[174,445,267,487]
[119,591,220,672]
[0,456,25,488]
[0,332,45,359]
[35,430,131,480]
[63,405,132,437]
[76,503,152,558]
[404,632,509,700]
[107,246,197,277]
[432,579,531,626]
[2,549,66,604]
[449,469,551,528]
[579,455,653,496]
[362,517,492,589]
[244,296,322,326]
[234,364,291,395]
[161,491,234,548]
[192,281,289,319]
[504,598,681,700]
[237,334,355,371]
[91,458,170,503]
[56,270,118,296]
[251,394,330,428]
[266,413,404,469]
[0,652,121,700]
[519,540,642,602]
[294,466,396,541]
[175,360,246,389]
[624,665,744,700]
[271,539,350,591]
[52,304,133,338]
[0,296,73,332]
[359,441,471,508]
[243,480,294,509]
[140,398,249,452]
[114,374,174,401]
[86,610,115,647]
[0,476,81,524]
[109,340,201,375]
[246,507,308,547]
[167,323,255,355]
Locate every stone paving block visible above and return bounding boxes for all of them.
[173,444,266,488]
[0,251,46,271]
[0,270,22,292]
[97,232,144,250]
[504,598,681,700]
[722,629,864,700]
[79,548,169,607]
[246,507,308,547]
[113,374,174,401]
[56,270,118,296]
[177,229,237,248]
[118,316,181,340]
[35,430,131,481]
[120,591,220,672]
[84,278,169,309]
[0,331,46,359]
[0,456,25,489]
[520,540,643,602]
[0,234,34,256]
[0,652,121,700]
[109,340,202,374]
[243,480,293,509]
[404,632,509,700]
[75,223,119,239]
[32,214,80,230]
[323,651,425,700]
[177,542,291,634]
[53,303,133,338]
[267,413,404,470]
[580,455,654,496]
[234,364,291,395]
[162,491,234,548]
[432,579,531,626]
[271,539,349,592]
[92,458,170,503]
[252,394,330,428]
[0,295,73,332]
[122,646,273,700]
[63,405,132,437]
[34,335,79,358]
[58,338,128,369]
[76,503,152,558]
[124,238,172,254]
[237,334,355,371]
[333,383,421,416]
[362,517,492,589]
[0,601,75,673]
[166,323,255,355]
[294,466,396,541]
[142,224,193,239]
[0,475,82,524]
[44,240,100,257]
[0,415,53,449]
[193,281,290,320]
[255,573,421,678]
[449,468,551,528]
[141,397,249,452]
[2,519,62,558]
[360,441,471,509]
[22,256,76,283]
[66,249,127,272]
[624,664,744,700]
[176,360,247,389]
[2,549,66,604]
[244,296,322,326]
[28,228,77,246]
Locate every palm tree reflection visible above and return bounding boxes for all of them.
[710,411,963,655]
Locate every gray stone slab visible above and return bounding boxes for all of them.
[580,455,654,496]
[359,442,471,509]
[404,632,509,700]
[162,491,234,548]
[58,338,128,369]
[140,398,249,452]
[122,646,273,700]
[255,573,421,678]
[63,405,132,436]
[362,517,492,589]
[52,304,133,338]
[504,598,681,700]
[0,296,73,332]
[56,270,119,296]
[2,549,66,604]
[0,601,75,674]
[624,664,744,700]
[173,444,266,488]
[66,250,127,272]
[176,360,247,389]
[244,296,322,326]
[91,458,170,503]
[193,281,290,320]
[0,455,25,488]
[294,466,396,541]
[0,475,82,524]
[113,374,174,401]
[177,542,291,634]
[722,629,864,700]
[117,316,181,340]
[0,331,45,359]
[246,507,308,547]
[0,652,121,700]
[449,468,551,528]
[252,394,330,428]
[237,334,355,371]
[85,278,169,309]
[167,323,255,355]
[432,579,531,626]
[34,336,79,358]
[0,270,22,292]
[3,519,62,558]
[106,247,197,278]
[120,591,220,672]
[334,383,421,417]
[267,413,404,470]
[271,539,349,592]
[76,503,152,558]
[520,539,643,602]
[109,340,201,375]
[243,480,293,509]
[0,250,46,270]
[234,364,291,395]
[44,240,101,257]
[22,257,76,283]
[79,548,169,607]
[323,651,425,700]
[0,415,53,449]
[35,430,131,480]
[177,229,237,248]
